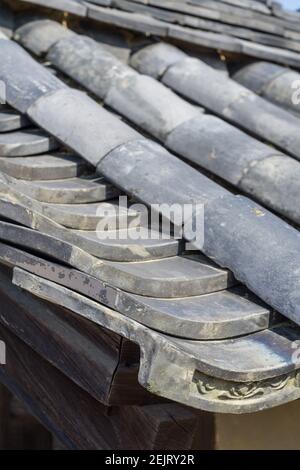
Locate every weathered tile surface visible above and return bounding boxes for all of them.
[234,61,300,116]
[98,139,227,208]
[47,35,135,98]
[0,240,273,340]
[0,179,179,262]
[239,155,300,224]
[199,194,300,326]
[159,52,300,160]
[105,73,201,141]
[42,200,140,230]
[0,106,29,132]
[27,88,141,165]
[0,40,67,113]
[13,175,120,204]
[0,221,233,298]
[0,128,58,157]
[71,227,180,261]
[104,253,235,298]
[130,43,186,79]
[166,113,278,186]
[14,19,76,56]
[0,153,87,180]
[18,0,87,16]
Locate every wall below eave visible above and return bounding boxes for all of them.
[216,400,300,449]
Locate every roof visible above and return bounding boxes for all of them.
[1,0,300,414]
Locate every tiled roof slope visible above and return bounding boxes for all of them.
[1,2,300,414]
[5,0,300,67]
[3,18,300,324]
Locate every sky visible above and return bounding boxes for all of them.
[279,0,300,10]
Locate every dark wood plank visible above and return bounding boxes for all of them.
[0,321,204,449]
[0,265,153,406]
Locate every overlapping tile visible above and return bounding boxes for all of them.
[0,128,58,156]
[0,106,29,132]
[14,18,76,56]
[0,152,87,180]
[2,31,299,328]
[0,240,270,340]
[1,3,300,414]
[27,28,299,227]
[0,221,233,300]
[13,267,300,413]
[0,171,179,262]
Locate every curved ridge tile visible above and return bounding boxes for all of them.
[47,34,135,99]
[98,139,228,208]
[239,155,300,224]
[103,253,235,298]
[14,19,76,56]
[72,227,181,260]
[130,42,186,79]
[37,30,300,225]
[166,113,278,186]
[0,39,67,113]
[200,194,300,326]
[105,72,201,142]
[101,141,300,325]
[233,61,300,116]
[27,88,141,166]
[160,52,300,160]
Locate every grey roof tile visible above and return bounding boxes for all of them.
[0,106,29,132]
[234,61,300,116]
[1,240,274,341]
[13,268,300,413]
[0,40,67,113]
[2,4,300,413]
[0,128,58,157]
[27,88,141,165]
[14,19,76,56]
[47,34,135,98]
[0,153,87,180]
[12,174,120,204]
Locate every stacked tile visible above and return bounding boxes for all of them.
[9,0,300,68]
[0,21,283,346]
[24,25,300,227]
[1,32,300,331]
